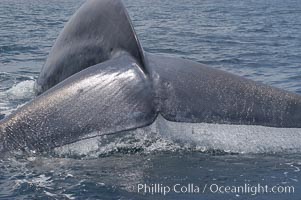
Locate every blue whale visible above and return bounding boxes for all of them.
[1,0,301,153]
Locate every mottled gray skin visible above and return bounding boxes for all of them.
[149,53,301,127]
[0,54,155,153]
[1,0,301,153]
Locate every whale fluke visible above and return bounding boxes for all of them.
[36,0,146,94]
[149,53,301,127]
[1,0,301,154]
[1,54,155,152]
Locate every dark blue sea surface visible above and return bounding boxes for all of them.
[0,0,301,199]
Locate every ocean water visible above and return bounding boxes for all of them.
[1,0,301,199]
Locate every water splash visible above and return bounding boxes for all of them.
[0,78,35,118]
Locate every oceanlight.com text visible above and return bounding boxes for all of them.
[137,183,295,196]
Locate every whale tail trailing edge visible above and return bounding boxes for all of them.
[36,0,146,94]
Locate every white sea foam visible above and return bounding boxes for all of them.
[4,80,35,100]
[0,80,35,116]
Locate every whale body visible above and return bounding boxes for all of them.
[1,0,301,153]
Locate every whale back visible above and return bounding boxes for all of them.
[36,0,146,94]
